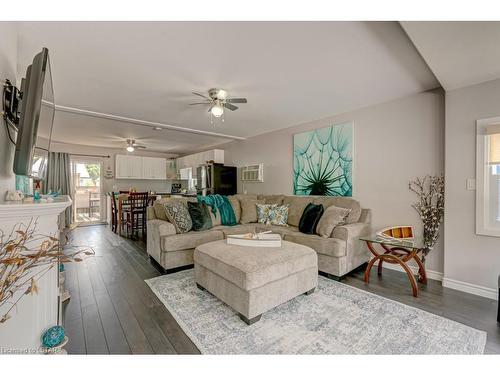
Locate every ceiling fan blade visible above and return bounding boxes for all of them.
[189,102,209,105]
[226,98,247,104]
[135,145,147,149]
[192,91,210,100]
[223,103,239,111]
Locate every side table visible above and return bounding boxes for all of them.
[360,235,427,297]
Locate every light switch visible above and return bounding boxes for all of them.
[466,178,476,191]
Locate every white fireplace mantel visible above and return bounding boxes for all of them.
[0,196,72,353]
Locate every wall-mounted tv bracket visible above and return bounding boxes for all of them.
[2,79,21,130]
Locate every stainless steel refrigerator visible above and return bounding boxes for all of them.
[197,163,237,196]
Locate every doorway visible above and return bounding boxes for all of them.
[71,158,105,225]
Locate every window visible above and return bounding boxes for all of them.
[476,117,500,236]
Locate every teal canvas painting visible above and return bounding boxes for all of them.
[293,122,353,196]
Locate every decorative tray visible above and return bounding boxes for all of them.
[226,231,282,247]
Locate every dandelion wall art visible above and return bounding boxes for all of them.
[293,122,353,196]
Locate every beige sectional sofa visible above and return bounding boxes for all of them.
[146,194,372,280]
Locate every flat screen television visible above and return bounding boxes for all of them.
[13,48,54,178]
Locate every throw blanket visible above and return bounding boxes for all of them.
[197,194,237,226]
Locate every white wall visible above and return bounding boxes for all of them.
[444,78,500,298]
[50,142,187,193]
[0,22,18,202]
[223,89,445,274]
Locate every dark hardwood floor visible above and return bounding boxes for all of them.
[63,225,500,354]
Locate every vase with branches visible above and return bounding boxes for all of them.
[0,219,93,324]
[408,175,445,264]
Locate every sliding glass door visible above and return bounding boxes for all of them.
[71,158,105,224]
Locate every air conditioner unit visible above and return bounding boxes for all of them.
[241,164,264,182]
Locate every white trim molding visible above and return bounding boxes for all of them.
[54,104,246,141]
[442,277,498,301]
[376,261,443,282]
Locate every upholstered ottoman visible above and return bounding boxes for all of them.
[194,239,318,325]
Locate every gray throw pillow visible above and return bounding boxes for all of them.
[240,198,265,224]
[316,205,351,238]
[163,200,193,233]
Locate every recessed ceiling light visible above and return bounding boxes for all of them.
[153,126,163,131]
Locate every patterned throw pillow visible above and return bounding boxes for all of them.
[163,200,193,233]
[268,204,289,226]
[256,203,278,224]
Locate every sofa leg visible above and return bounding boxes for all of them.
[304,288,315,295]
[319,271,344,281]
[239,313,261,325]
[149,256,166,274]
[165,264,194,274]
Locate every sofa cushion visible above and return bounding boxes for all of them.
[284,232,346,257]
[228,196,241,223]
[153,197,197,222]
[194,239,317,290]
[298,203,324,234]
[240,198,265,224]
[316,205,351,238]
[255,223,298,237]
[234,193,258,201]
[212,224,258,237]
[161,230,223,252]
[256,203,277,224]
[259,194,285,205]
[187,202,213,231]
[209,210,222,226]
[163,200,193,233]
[283,196,315,227]
[312,196,361,224]
[153,201,168,221]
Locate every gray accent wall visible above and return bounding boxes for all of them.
[0,22,17,202]
[223,89,445,275]
[444,78,500,294]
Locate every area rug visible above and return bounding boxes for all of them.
[145,270,487,354]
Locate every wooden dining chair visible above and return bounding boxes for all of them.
[110,192,119,233]
[124,192,149,239]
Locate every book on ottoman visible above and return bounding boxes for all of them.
[226,232,282,247]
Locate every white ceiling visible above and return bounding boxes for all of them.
[401,21,500,91]
[17,21,439,154]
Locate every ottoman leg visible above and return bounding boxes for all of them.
[239,313,261,325]
[304,288,315,295]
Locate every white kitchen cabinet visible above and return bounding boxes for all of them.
[175,149,225,178]
[116,154,166,179]
[143,157,166,180]
[116,154,143,179]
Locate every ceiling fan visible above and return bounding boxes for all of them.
[125,139,146,152]
[190,88,247,122]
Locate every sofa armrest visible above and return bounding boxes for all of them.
[147,219,176,262]
[147,206,157,220]
[359,208,371,224]
[332,222,371,241]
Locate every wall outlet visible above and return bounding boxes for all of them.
[466,178,476,191]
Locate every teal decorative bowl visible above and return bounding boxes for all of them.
[42,325,65,348]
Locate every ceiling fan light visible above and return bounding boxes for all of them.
[210,103,224,118]
[126,146,135,152]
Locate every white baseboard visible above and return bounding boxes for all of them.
[442,277,498,301]
[374,260,443,281]
[373,260,499,300]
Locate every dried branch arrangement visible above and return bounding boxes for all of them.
[409,175,445,263]
[0,219,93,324]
